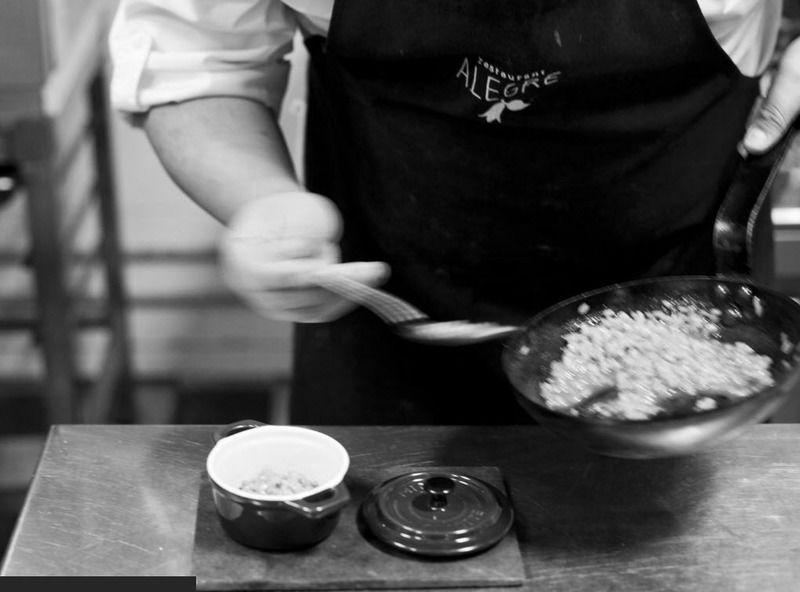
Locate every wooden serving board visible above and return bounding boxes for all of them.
[192,465,525,590]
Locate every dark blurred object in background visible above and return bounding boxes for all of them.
[0,164,20,209]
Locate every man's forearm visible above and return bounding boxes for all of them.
[142,97,303,224]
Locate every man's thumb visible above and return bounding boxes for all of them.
[743,102,790,154]
[743,40,800,154]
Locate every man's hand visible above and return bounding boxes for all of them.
[743,37,800,154]
[220,191,390,322]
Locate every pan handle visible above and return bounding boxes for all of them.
[713,118,800,279]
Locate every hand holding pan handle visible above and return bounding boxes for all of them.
[713,117,800,279]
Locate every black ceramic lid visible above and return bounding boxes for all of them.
[360,470,514,557]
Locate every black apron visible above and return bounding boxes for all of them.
[290,0,761,425]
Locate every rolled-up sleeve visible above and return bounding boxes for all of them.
[109,0,297,113]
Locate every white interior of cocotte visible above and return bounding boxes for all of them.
[207,426,350,501]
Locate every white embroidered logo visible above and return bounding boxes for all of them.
[456,57,561,124]
[479,99,530,123]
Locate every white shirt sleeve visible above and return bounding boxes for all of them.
[109,0,297,113]
[700,0,782,77]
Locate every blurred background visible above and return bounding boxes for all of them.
[0,0,306,553]
[2,0,800,557]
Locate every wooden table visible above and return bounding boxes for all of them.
[2,424,799,590]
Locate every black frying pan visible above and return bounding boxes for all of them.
[502,121,800,459]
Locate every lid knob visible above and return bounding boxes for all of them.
[424,476,455,510]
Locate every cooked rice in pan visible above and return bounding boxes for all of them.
[541,301,775,420]
[240,467,318,496]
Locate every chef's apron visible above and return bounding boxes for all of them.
[290,0,761,425]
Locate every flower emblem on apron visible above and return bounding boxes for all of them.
[479,99,530,123]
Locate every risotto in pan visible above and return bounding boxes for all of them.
[541,301,775,420]
[240,467,318,496]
